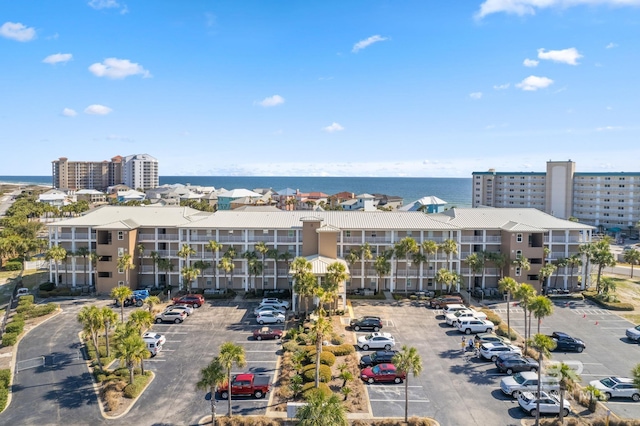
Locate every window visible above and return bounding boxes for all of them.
[288,230,294,237]
[516,250,522,259]
[345,231,351,237]
[118,281,124,286]
[516,233,523,242]
[515,267,521,276]
[118,247,124,256]
[619,184,625,188]
[118,268,124,274]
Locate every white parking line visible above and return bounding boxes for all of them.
[371,385,423,388]
[369,399,430,403]
[146,359,167,362]
[165,340,182,343]
[161,349,176,352]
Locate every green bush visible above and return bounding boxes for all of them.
[583,292,634,311]
[12,313,25,323]
[0,369,10,388]
[0,387,8,414]
[4,261,22,271]
[481,308,502,326]
[301,382,331,399]
[304,350,336,367]
[496,323,517,341]
[282,341,301,353]
[5,321,24,334]
[39,282,55,291]
[301,364,331,383]
[2,333,18,347]
[323,344,355,356]
[123,373,150,399]
[25,303,57,318]
[330,333,344,345]
[18,295,34,305]
[15,304,31,314]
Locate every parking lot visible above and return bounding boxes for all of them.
[351,298,640,425]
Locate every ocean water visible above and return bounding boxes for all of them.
[0,175,472,207]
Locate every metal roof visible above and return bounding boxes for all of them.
[430,208,593,231]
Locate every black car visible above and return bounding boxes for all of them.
[359,350,399,368]
[550,331,586,353]
[350,316,383,331]
[495,355,539,375]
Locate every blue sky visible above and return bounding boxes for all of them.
[1,0,640,177]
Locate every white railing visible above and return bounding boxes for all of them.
[218,236,244,243]
[250,235,275,243]
[278,236,298,243]
[138,233,156,240]
[157,234,179,241]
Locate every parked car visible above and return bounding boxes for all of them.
[475,333,511,345]
[589,377,640,401]
[429,295,463,309]
[217,373,271,399]
[360,363,406,384]
[445,308,488,326]
[260,298,290,309]
[357,332,396,351]
[518,391,571,417]
[253,326,283,341]
[479,342,522,361]
[350,316,383,332]
[16,287,29,297]
[457,318,495,335]
[253,305,286,316]
[359,350,399,368]
[496,354,539,374]
[145,340,162,357]
[548,331,586,352]
[256,311,285,324]
[501,371,560,399]
[172,294,205,308]
[115,289,150,307]
[165,304,194,316]
[142,332,166,347]
[626,324,640,342]
[155,310,187,324]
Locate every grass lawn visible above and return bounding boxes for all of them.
[0,270,48,307]
[604,273,640,323]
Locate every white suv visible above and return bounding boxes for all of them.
[457,318,495,335]
[260,298,290,310]
[479,342,522,361]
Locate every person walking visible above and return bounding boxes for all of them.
[461,336,466,354]
[467,337,475,353]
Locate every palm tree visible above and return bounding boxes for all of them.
[512,255,531,280]
[359,242,373,288]
[77,305,104,370]
[411,252,426,290]
[529,295,554,335]
[45,245,67,286]
[592,240,616,294]
[566,254,582,290]
[373,254,391,293]
[181,266,201,292]
[439,238,458,271]
[464,253,483,304]
[553,257,567,289]
[266,248,279,288]
[498,277,519,340]
[137,243,145,282]
[255,242,270,290]
[224,247,237,288]
[111,285,133,323]
[177,243,196,267]
[196,357,226,426]
[515,284,537,352]
[296,389,347,426]
[292,257,317,314]
[538,263,556,295]
[435,268,451,294]
[206,240,222,287]
[217,257,234,289]
[623,249,640,278]
[128,309,154,334]
[491,252,508,279]
[157,258,174,289]
[62,249,71,285]
[242,250,259,290]
[193,260,211,288]
[145,295,161,313]
[528,334,557,425]
[150,251,160,287]
[117,253,135,288]
[247,257,263,291]
[345,249,360,287]
[218,342,247,417]
[75,246,90,286]
[114,325,148,384]
[278,250,294,283]
[422,240,438,282]
[392,345,423,423]
[579,243,596,289]
[309,316,333,387]
[324,261,348,313]
[100,306,118,358]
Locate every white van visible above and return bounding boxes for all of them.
[146,341,162,357]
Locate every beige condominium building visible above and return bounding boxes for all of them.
[472,160,640,234]
[52,153,158,191]
[47,206,593,303]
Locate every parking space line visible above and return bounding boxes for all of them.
[146,359,166,362]
[369,399,430,403]
[370,385,423,388]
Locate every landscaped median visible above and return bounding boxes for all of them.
[1,295,58,347]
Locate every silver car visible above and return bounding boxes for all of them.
[256,312,285,324]
[166,304,194,316]
[589,377,640,401]
[518,391,571,417]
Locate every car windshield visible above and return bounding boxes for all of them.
[600,378,617,387]
[513,373,526,384]
[372,365,381,374]
[371,353,378,361]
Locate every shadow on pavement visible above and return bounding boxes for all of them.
[42,372,98,409]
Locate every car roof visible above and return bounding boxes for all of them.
[377,363,395,369]
[609,377,633,384]
[552,331,571,337]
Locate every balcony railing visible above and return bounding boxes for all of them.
[157,234,179,241]
[138,233,156,240]
[460,236,501,243]
[249,235,275,243]
[218,236,244,243]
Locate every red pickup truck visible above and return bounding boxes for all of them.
[217,373,270,399]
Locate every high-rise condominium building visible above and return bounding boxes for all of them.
[52,154,158,191]
[472,160,640,232]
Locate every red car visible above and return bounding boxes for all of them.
[360,363,406,384]
[252,327,283,341]
[172,294,205,308]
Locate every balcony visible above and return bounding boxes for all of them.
[364,237,393,244]
[189,235,216,242]
[219,236,244,243]
[157,234,179,241]
[278,236,298,243]
[249,235,275,243]
[460,236,501,243]
[138,233,156,241]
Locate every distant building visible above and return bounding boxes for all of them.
[52,153,158,191]
[472,160,640,232]
[400,196,447,213]
[217,188,263,210]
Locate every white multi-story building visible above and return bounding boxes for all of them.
[47,206,593,298]
[122,154,159,190]
[473,160,640,233]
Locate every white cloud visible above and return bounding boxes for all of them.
[516,75,554,91]
[255,95,285,107]
[62,108,77,117]
[84,104,113,115]
[537,48,583,65]
[523,58,539,67]
[596,126,623,131]
[88,0,120,9]
[352,35,388,53]
[493,83,510,90]
[88,58,151,79]
[0,22,36,42]
[476,0,640,19]
[469,92,483,100]
[205,12,216,27]
[43,53,73,65]
[606,42,618,49]
[323,122,344,133]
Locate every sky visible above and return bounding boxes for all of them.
[2,0,640,177]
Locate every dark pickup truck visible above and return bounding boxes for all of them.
[217,373,270,399]
[548,331,586,353]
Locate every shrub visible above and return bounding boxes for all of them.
[304,350,336,367]
[15,304,31,314]
[0,369,10,388]
[330,333,344,345]
[323,344,355,356]
[5,321,24,334]
[301,382,331,399]
[123,372,151,398]
[12,313,25,323]
[25,303,57,318]
[496,323,517,341]
[295,333,310,345]
[39,282,55,291]
[0,387,8,413]
[583,292,634,311]
[282,341,301,353]
[18,295,34,305]
[4,261,22,271]
[2,333,18,347]
[481,309,502,326]
[301,364,331,383]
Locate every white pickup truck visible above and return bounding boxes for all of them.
[445,308,488,326]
